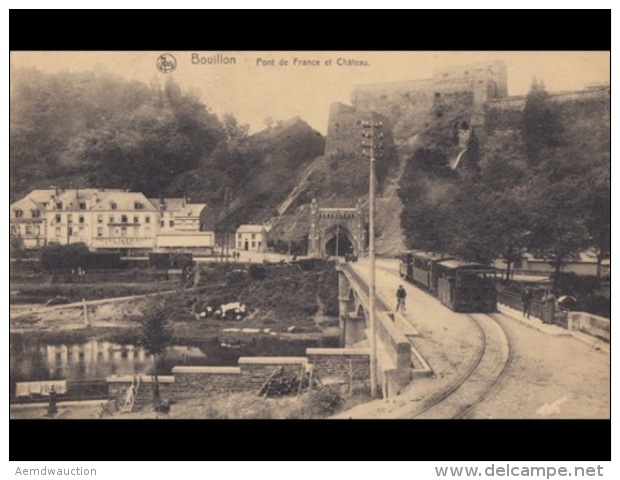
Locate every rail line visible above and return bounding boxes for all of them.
[409,312,512,419]
[348,262,514,418]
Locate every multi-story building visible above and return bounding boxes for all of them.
[235,224,271,252]
[87,190,158,251]
[9,189,55,248]
[11,188,214,252]
[149,197,212,249]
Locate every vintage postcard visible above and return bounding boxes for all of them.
[9,51,610,422]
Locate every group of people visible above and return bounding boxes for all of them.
[521,286,558,325]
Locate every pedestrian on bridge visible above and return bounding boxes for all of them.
[396,285,407,313]
[541,289,557,325]
[521,286,533,319]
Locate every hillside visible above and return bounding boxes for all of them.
[9,69,325,230]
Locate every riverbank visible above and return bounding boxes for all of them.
[11,387,370,420]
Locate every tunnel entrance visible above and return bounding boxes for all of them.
[325,231,353,257]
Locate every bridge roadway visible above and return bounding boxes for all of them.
[334,258,610,419]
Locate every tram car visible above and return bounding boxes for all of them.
[399,251,497,313]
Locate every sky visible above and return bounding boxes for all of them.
[10,51,610,135]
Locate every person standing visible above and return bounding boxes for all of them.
[541,289,557,325]
[396,285,407,313]
[521,286,533,318]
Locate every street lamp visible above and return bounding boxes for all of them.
[362,117,383,398]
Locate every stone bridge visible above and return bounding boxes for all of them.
[337,262,432,397]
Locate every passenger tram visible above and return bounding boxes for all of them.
[399,250,497,313]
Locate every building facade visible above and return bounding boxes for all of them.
[10,189,213,252]
[235,225,271,252]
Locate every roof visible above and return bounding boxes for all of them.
[90,191,157,211]
[436,259,494,270]
[10,197,42,212]
[411,251,454,261]
[176,203,207,218]
[148,198,186,212]
[236,224,272,234]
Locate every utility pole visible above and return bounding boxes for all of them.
[362,116,383,398]
[223,187,232,263]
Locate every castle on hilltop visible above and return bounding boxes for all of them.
[324,60,609,156]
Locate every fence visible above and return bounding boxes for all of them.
[11,379,109,404]
[497,287,568,327]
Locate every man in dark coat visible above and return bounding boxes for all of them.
[396,285,407,313]
[521,286,533,318]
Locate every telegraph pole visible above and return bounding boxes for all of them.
[222,187,232,263]
[362,116,383,398]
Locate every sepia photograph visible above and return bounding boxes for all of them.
[9,50,610,426]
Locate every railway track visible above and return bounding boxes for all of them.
[350,262,514,419]
[409,312,512,419]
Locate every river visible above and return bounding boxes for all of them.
[9,334,338,399]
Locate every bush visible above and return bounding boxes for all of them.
[249,265,266,280]
[40,243,90,271]
[579,295,610,319]
[303,387,344,418]
[550,272,601,295]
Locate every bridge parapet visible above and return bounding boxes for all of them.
[339,262,434,396]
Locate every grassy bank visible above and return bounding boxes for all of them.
[10,281,179,305]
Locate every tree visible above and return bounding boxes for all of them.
[526,173,590,288]
[522,79,562,164]
[139,297,173,409]
[9,228,25,261]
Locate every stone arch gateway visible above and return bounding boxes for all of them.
[308,198,366,257]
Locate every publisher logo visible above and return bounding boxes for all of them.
[156,53,177,73]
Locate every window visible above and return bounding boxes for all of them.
[55,214,61,223]
[14,209,23,218]
[56,202,63,210]
[55,226,61,237]
[251,233,256,239]
[134,202,143,210]
[79,215,85,224]
[133,216,139,224]
[68,227,73,236]
[258,241,262,248]
[108,227,114,237]
[133,226,139,236]
[251,241,256,248]
[79,224,85,231]
[31,209,41,218]
[121,227,127,237]
[110,201,117,210]
[97,214,103,223]
[169,220,174,228]
[238,233,242,239]
[121,215,128,223]
[238,241,242,248]
[145,216,150,224]
[79,202,86,210]
[25,224,32,235]
[97,227,103,237]
[160,220,164,228]
[67,214,73,223]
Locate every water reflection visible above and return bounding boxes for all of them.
[10,334,339,386]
